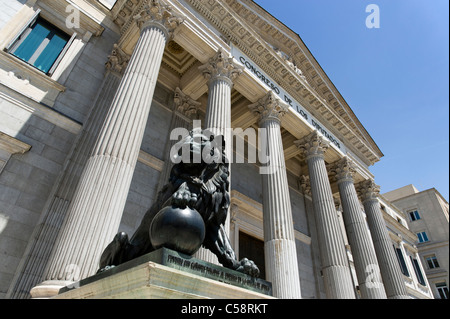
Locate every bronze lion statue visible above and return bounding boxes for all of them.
[98,129,260,277]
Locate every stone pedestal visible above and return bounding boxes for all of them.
[53,249,274,299]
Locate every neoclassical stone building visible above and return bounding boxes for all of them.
[384,185,449,299]
[0,0,433,299]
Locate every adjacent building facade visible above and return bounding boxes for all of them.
[0,0,434,299]
[384,185,449,299]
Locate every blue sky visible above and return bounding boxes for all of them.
[254,0,449,201]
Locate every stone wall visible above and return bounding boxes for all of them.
[0,1,119,297]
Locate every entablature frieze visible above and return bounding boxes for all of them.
[110,0,382,167]
[224,0,383,156]
[185,0,383,167]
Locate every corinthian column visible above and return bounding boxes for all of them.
[295,131,355,299]
[8,45,130,299]
[194,48,243,263]
[30,2,183,298]
[199,47,243,157]
[357,180,409,299]
[331,158,386,299]
[249,91,302,299]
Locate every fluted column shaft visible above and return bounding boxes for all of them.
[200,48,243,161]
[249,92,302,299]
[296,131,355,299]
[8,47,128,299]
[333,158,386,299]
[205,77,232,142]
[44,24,167,281]
[31,3,184,296]
[195,48,243,263]
[357,180,409,299]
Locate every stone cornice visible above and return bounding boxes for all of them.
[227,0,383,155]
[38,0,105,37]
[114,0,145,34]
[0,132,31,155]
[185,0,382,166]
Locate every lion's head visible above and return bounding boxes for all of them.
[171,129,227,169]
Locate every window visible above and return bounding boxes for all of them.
[410,257,426,286]
[239,232,265,280]
[425,255,440,269]
[436,282,449,299]
[417,231,429,243]
[7,16,71,74]
[394,246,410,277]
[409,210,421,222]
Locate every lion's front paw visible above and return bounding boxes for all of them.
[97,265,115,274]
[236,258,260,278]
[172,185,198,209]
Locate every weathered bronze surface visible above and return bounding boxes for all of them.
[98,130,260,278]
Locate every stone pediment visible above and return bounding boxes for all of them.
[109,0,382,167]
[185,0,383,166]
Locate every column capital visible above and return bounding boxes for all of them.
[330,157,357,184]
[356,179,381,203]
[295,131,330,159]
[299,175,311,197]
[105,44,130,75]
[174,88,201,120]
[248,91,289,124]
[199,48,244,85]
[230,203,239,223]
[334,197,342,211]
[134,0,184,39]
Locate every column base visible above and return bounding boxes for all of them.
[30,280,75,299]
[388,294,411,299]
[322,265,356,299]
[265,239,302,299]
[359,282,387,299]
